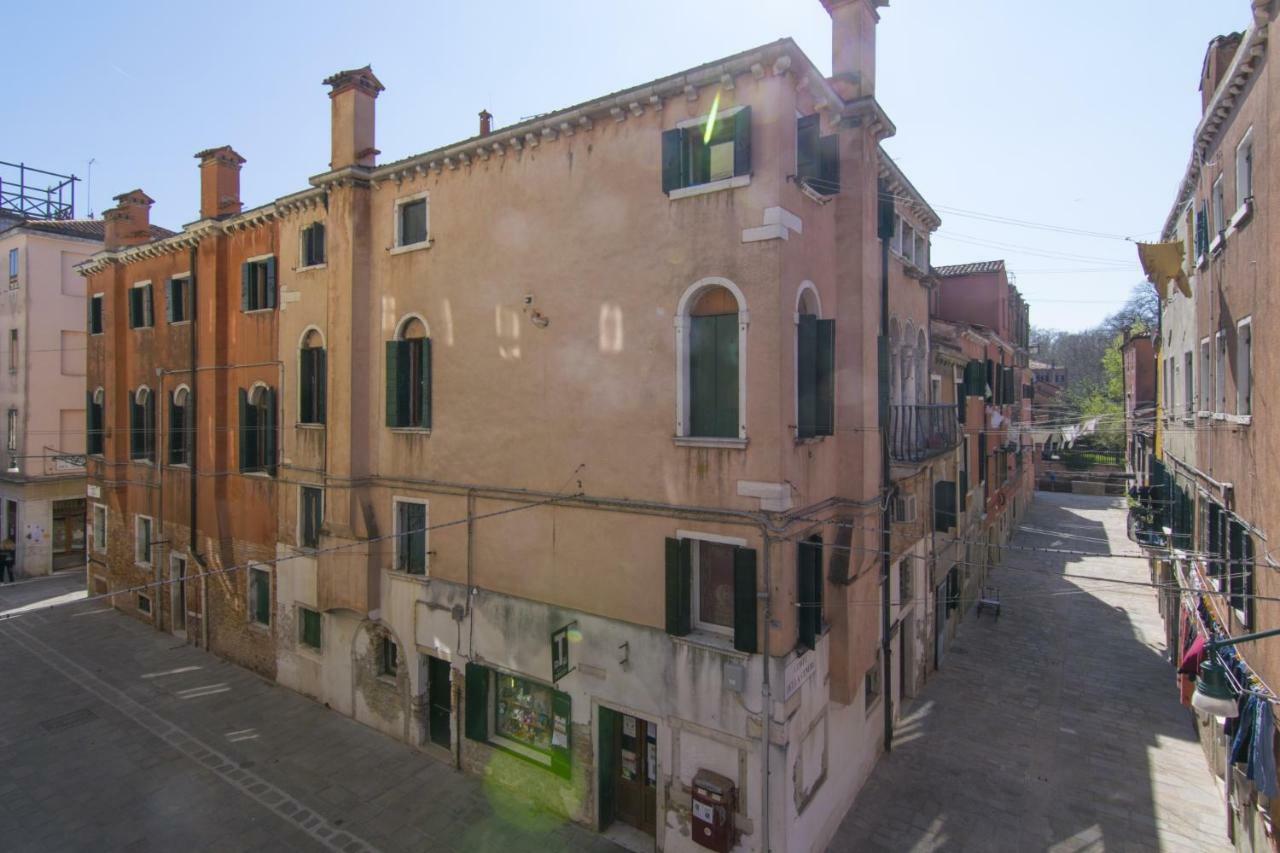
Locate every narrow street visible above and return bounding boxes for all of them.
[0,578,620,853]
[829,492,1229,852]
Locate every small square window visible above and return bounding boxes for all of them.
[135,515,152,565]
[397,198,428,247]
[249,567,271,626]
[299,607,322,650]
[381,636,398,677]
[168,277,190,324]
[138,594,151,615]
[301,223,326,267]
[89,294,104,335]
[128,283,154,329]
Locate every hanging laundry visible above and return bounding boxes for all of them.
[1232,695,1256,764]
[1249,700,1278,798]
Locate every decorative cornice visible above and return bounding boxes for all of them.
[1162,16,1270,238]
[879,149,941,231]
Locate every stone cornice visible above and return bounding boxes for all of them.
[879,149,941,231]
[1162,14,1271,239]
[75,206,276,276]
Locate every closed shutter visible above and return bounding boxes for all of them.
[142,284,153,328]
[241,262,250,311]
[165,279,175,324]
[934,481,956,531]
[420,338,432,429]
[254,572,270,624]
[314,223,325,264]
[549,690,572,780]
[385,341,405,427]
[797,541,818,650]
[264,387,277,476]
[964,360,983,397]
[796,115,820,184]
[464,663,489,741]
[315,348,327,424]
[816,319,835,436]
[238,388,250,471]
[265,258,277,309]
[817,134,840,195]
[733,546,758,654]
[597,708,618,830]
[985,360,994,401]
[664,537,691,636]
[661,128,685,193]
[167,394,177,464]
[299,349,314,424]
[797,315,817,438]
[733,106,752,177]
[714,314,739,438]
[690,315,739,438]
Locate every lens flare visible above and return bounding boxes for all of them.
[703,89,722,145]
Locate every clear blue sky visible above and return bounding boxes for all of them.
[9,0,1248,331]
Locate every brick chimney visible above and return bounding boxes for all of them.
[194,146,246,220]
[102,189,154,251]
[821,0,886,101]
[479,109,493,137]
[323,66,384,170]
[1200,32,1244,113]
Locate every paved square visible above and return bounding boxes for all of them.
[0,573,620,853]
[828,492,1230,852]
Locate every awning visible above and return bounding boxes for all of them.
[1137,241,1191,300]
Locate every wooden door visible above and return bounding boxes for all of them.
[427,656,451,748]
[615,714,656,836]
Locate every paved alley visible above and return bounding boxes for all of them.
[0,575,620,853]
[829,492,1230,853]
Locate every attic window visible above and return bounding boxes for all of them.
[661,107,752,195]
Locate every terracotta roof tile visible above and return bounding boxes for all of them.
[933,260,1006,277]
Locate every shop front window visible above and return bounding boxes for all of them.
[494,674,554,755]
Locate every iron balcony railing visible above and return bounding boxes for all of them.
[889,404,959,463]
[0,161,78,221]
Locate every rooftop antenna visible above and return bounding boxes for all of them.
[86,158,96,218]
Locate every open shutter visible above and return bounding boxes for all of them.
[165,279,175,324]
[237,388,249,471]
[665,537,691,636]
[797,315,817,438]
[733,547,758,654]
[597,708,618,830]
[661,128,685,193]
[420,338,432,429]
[796,115,820,183]
[85,392,94,454]
[315,223,326,264]
[817,135,840,195]
[549,690,572,780]
[385,341,403,427]
[732,106,752,177]
[315,348,327,424]
[265,258,277,309]
[265,387,277,476]
[143,284,154,327]
[299,349,314,424]
[241,262,250,311]
[816,319,835,436]
[464,663,489,742]
[797,542,818,650]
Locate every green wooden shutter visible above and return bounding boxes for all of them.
[265,257,277,309]
[985,360,994,402]
[254,571,271,624]
[299,349,314,424]
[241,262,250,311]
[597,708,618,830]
[165,279,175,324]
[464,663,489,741]
[265,387,277,476]
[143,284,154,327]
[238,388,250,471]
[964,360,982,396]
[733,547,758,654]
[665,537,691,636]
[315,223,325,264]
[549,689,572,780]
[714,314,739,438]
[934,480,955,532]
[689,316,716,437]
[797,542,817,650]
[817,135,840,195]
[816,319,835,436]
[797,314,817,438]
[732,106,752,177]
[661,128,685,193]
[420,338,432,429]
[385,341,403,427]
[796,115,820,183]
[315,348,327,424]
[958,469,968,512]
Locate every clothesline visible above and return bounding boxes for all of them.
[1181,587,1280,705]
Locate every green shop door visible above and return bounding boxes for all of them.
[427,655,452,748]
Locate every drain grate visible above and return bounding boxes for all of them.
[40,708,99,733]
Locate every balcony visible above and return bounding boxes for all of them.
[890,404,959,463]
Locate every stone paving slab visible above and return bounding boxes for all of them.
[0,575,620,852]
[828,492,1231,852]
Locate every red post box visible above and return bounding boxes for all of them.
[691,769,736,852]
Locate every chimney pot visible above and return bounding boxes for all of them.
[479,109,493,137]
[324,65,384,170]
[195,146,245,220]
[102,189,155,251]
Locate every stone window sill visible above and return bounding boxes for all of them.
[389,240,433,256]
[1212,413,1226,421]
[389,427,432,436]
[295,263,327,273]
[296,423,325,431]
[1225,414,1252,426]
[385,568,431,586]
[671,630,749,660]
[668,175,751,201]
[674,436,748,450]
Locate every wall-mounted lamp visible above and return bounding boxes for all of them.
[1192,625,1280,717]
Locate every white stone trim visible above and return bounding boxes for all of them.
[794,281,822,318]
[674,277,748,441]
[394,313,431,341]
[670,174,750,201]
[393,190,430,249]
[741,224,788,243]
[736,481,793,512]
[675,104,747,130]
[297,325,326,350]
[763,207,802,235]
[391,495,430,577]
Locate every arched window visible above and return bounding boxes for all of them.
[677,280,745,440]
[796,285,833,438]
[299,329,326,425]
[169,386,192,465]
[238,383,276,474]
[130,386,156,462]
[386,317,431,429]
[87,387,105,456]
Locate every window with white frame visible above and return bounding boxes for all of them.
[238,384,276,473]
[661,107,753,194]
[681,284,742,439]
[135,515,152,565]
[1200,338,1212,412]
[691,537,738,635]
[1236,128,1254,207]
[6,248,16,285]
[393,498,428,575]
[166,276,191,324]
[394,193,429,248]
[241,257,276,312]
[128,282,154,329]
[130,386,156,462]
[299,330,326,425]
[1215,330,1228,413]
[1183,351,1194,416]
[6,407,15,453]
[1212,176,1225,238]
[299,607,322,650]
[92,503,107,554]
[1237,318,1252,416]
[386,318,431,429]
